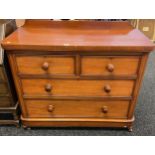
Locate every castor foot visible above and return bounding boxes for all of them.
[16,124,20,128]
[128,126,133,132]
[22,125,31,130]
[22,125,26,129]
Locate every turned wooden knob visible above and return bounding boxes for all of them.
[45,83,52,92]
[101,106,108,113]
[42,62,49,71]
[104,85,111,93]
[48,105,54,112]
[106,64,114,72]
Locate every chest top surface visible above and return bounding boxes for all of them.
[1,20,155,52]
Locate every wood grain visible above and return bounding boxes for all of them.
[21,116,134,128]
[1,20,154,52]
[16,55,74,75]
[21,79,135,97]
[2,20,154,129]
[25,100,129,119]
[128,54,149,118]
[82,56,140,76]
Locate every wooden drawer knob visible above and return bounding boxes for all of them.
[104,85,111,93]
[106,64,114,72]
[42,62,49,71]
[45,83,52,92]
[48,105,54,112]
[101,106,108,113]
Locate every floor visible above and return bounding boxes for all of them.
[0,52,155,136]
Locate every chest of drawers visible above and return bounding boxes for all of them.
[0,20,19,126]
[1,20,154,131]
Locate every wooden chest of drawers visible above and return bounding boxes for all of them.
[1,20,154,131]
[0,20,19,126]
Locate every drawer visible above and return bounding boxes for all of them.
[22,79,134,97]
[81,56,140,76]
[0,97,11,107]
[25,100,130,118]
[0,83,8,94]
[15,55,74,75]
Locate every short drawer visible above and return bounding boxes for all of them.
[22,79,134,97]
[25,100,130,118]
[0,83,8,94]
[81,56,140,76]
[15,55,74,75]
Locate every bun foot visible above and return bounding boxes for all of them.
[128,126,133,132]
[16,124,20,128]
[22,125,31,130]
[22,125,27,129]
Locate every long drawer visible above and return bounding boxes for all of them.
[25,100,130,118]
[21,79,134,97]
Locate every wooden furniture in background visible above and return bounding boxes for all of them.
[1,20,154,131]
[0,20,19,127]
[129,19,155,42]
[15,19,25,28]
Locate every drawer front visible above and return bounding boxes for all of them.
[0,83,8,94]
[26,100,130,118]
[22,79,134,97]
[82,56,140,76]
[16,56,74,75]
[0,97,11,107]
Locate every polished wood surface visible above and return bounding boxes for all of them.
[2,20,155,130]
[21,79,134,97]
[21,116,134,128]
[1,20,154,52]
[16,55,140,76]
[16,55,74,75]
[26,100,129,118]
[82,56,140,76]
